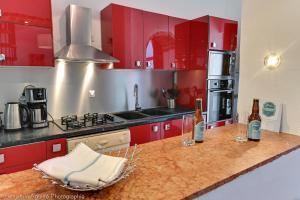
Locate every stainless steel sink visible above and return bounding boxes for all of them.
[113,111,149,120]
[140,108,171,116]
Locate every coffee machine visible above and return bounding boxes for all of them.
[24,87,48,128]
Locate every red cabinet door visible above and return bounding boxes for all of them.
[0,23,54,67]
[0,142,46,174]
[161,119,182,139]
[129,123,162,146]
[46,138,67,159]
[168,17,189,70]
[129,124,151,146]
[176,69,207,110]
[101,4,143,69]
[189,16,209,70]
[143,11,169,70]
[149,122,161,141]
[0,0,52,28]
[209,16,238,51]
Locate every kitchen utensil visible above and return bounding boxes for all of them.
[161,88,167,98]
[166,88,179,99]
[167,98,176,109]
[4,102,30,131]
[24,87,48,128]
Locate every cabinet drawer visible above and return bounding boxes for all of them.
[0,142,46,170]
[67,129,130,152]
[161,119,182,139]
[46,138,67,159]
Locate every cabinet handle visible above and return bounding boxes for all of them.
[52,144,62,153]
[0,54,5,61]
[135,60,142,67]
[171,62,176,68]
[152,125,159,133]
[98,140,109,145]
[164,124,171,131]
[0,9,2,17]
[0,154,5,164]
[211,42,217,48]
[146,61,152,69]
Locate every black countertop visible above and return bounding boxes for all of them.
[0,107,195,149]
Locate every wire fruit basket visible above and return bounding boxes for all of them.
[33,145,141,191]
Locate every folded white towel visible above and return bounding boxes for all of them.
[37,143,127,187]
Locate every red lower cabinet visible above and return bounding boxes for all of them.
[46,138,67,159]
[130,119,182,145]
[161,119,182,139]
[207,119,233,129]
[0,142,46,174]
[129,123,162,146]
[0,138,67,174]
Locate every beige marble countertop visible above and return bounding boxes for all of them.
[1,124,300,200]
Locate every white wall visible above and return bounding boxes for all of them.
[238,0,300,134]
[0,0,242,119]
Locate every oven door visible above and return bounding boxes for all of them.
[207,89,233,123]
[208,51,235,79]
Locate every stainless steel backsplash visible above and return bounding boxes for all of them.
[0,63,173,119]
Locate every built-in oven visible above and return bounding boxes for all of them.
[207,79,234,124]
[208,50,236,79]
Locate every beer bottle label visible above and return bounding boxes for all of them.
[247,120,261,140]
[194,121,205,142]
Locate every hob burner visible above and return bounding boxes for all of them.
[57,113,122,131]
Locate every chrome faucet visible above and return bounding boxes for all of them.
[134,84,141,111]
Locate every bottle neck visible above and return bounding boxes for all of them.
[252,101,259,114]
[195,108,202,116]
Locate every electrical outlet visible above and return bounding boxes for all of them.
[89,90,95,98]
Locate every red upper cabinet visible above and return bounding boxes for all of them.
[0,23,54,66]
[0,0,52,28]
[176,69,207,110]
[0,0,54,67]
[189,16,209,70]
[101,4,143,69]
[209,16,238,51]
[168,17,189,70]
[143,11,169,70]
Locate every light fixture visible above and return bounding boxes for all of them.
[264,53,281,69]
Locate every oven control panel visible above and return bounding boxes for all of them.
[208,79,234,91]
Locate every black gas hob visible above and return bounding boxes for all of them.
[54,113,124,131]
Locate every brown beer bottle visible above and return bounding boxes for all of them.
[193,98,205,143]
[247,99,262,141]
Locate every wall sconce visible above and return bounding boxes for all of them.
[264,53,281,69]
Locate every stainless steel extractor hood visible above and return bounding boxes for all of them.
[55,5,119,63]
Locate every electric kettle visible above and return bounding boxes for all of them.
[4,102,30,131]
